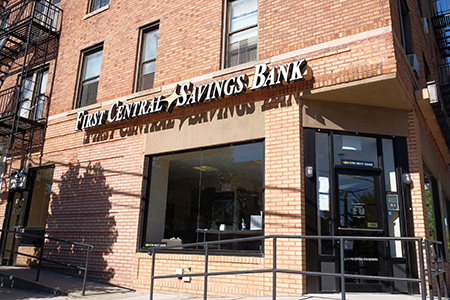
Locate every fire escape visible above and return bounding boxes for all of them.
[0,0,61,187]
[431,0,450,152]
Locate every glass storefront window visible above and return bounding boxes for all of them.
[424,168,437,240]
[142,141,264,252]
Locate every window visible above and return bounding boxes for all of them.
[76,44,103,108]
[35,0,61,30]
[19,69,49,120]
[424,164,441,241]
[141,141,264,253]
[136,24,159,92]
[88,0,109,13]
[416,0,422,17]
[225,0,258,68]
[398,0,413,54]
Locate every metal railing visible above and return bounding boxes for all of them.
[0,85,17,117]
[0,0,62,36]
[424,239,449,300]
[148,235,449,300]
[0,228,94,296]
[0,85,49,120]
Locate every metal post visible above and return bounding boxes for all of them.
[272,237,277,300]
[418,239,427,300]
[433,243,442,300]
[425,240,434,300]
[81,245,92,296]
[438,243,448,298]
[35,242,44,281]
[340,237,345,300]
[203,243,209,300]
[149,248,156,300]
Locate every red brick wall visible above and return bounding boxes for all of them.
[1,0,449,296]
[49,0,395,115]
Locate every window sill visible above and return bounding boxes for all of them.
[139,248,264,257]
[84,4,110,20]
[67,102,102,116]
[126,86,162,102]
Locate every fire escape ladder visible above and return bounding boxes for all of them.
[0,0,61,179]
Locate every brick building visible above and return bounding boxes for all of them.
[0,0,449,297]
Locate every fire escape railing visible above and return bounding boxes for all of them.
[0,0,61,179]
[430,1,450,153]
[0,0,61,129]
[0,0,61,36]
[0,85,17,118]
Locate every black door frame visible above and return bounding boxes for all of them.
[0,189,31,265]
[334,167,389,292]
[0,166,53,265]
[304,129,416,294]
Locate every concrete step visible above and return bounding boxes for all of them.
[0,270,67,295]
[0,266,136,298]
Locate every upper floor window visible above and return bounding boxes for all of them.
[136,24,159,92]
[88,0,109,13]
[398,0,413,54]
[19,69,49,120]
[76,44,103,108]
[225,0,258,68]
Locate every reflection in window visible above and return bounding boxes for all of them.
[19,69,49,120]
[333,135,378,168]
[424,169,436,240]
[136,24,159,91]
[226,0,258,67]
[76,45,103,108]
[142,141,264,252]
[88,0,109,13]
[442,193,450,259]
[338,174,376,229]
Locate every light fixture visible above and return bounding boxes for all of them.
[427,81,438,104]
[193,166,218,172]
[402,173,412,185]
[305,166,314,179]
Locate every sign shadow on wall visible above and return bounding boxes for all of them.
[83,91,303,145]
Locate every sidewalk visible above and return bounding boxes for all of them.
[0,266,427,300]
[0,288,428,300]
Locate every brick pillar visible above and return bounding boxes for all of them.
[407,110,427,239]
[264,92,305,295]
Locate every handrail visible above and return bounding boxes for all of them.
[148,234,449,300]
[0,228,94,296]
[424,239,449,300]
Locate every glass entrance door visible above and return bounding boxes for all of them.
[306,130,414,294]
[337,171,387,291]
[1,167,54,265]
[2,191,28,264]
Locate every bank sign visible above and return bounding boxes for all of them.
[75,59,310,130]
